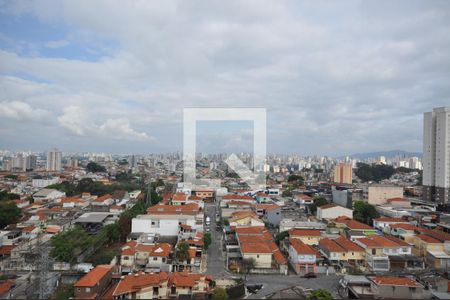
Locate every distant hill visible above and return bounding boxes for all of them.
[342,150,422,160]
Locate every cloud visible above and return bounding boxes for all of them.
[0,100,51,122]
[58,106,151,141]
[0,1,450,154]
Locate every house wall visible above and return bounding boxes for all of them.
[131,217,195,236]
[317,206,353,220]
[368,186,403,205]
[291,236,321,246]
[371,283,426,299]
[243,253,272,268]
[75,271,112,300]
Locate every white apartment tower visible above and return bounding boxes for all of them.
[46,148,62,171]
[423,107,450,206]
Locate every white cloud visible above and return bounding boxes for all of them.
[0,1,450,154]
[0,100,51,122]
[58,106,151,141]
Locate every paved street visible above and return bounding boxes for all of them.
[245,274,342,299]
[205,201,229,277]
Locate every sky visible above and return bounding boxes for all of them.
[0,0,449,156]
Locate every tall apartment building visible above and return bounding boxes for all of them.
[46,148,62,171]
[333,163,353,184]
[26,154,37,170]
[423,107,450,206]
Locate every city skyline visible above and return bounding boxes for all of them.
[1,1,450,155]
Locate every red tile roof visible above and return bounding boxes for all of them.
[94,194,112,203]
[113,272,168,296]
[273,249,287,265]
[386,197,409,202]
[334,236,364,252]
[223,194,254,200]
[374,217,407,222]
[335,218,373,230]
[289,238,317,255]
[241,242,274,254]
[383,235,412,247]
[74,265,113,287]
[319,238,346,253]
[416,234,441,244]
[0,246,14,256]
[147,203,199,215]
[372,276,420,287]
[318,203,337,209]
[288,229,321,237]
[0,280,14,296]
[172,192,188,201]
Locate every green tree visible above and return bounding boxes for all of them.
[86,162,107,173]
[307,289,333,300]
[241,258,255,281]
[282,188,293,197]
[309,197,328,215]
[355,163,394,182]
[275,230,289,244]
[353,201,380,225]
[203,233,212,250]
[212,287,229,300]
[176,242,190,262]
[0,191,20,201]
[0,202,21,229]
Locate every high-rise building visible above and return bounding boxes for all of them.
[423,107,450,206]
[333,163,353,184]
[26,154,37,170]
[46,148,62,171]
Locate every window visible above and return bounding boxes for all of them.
[257,255,260,258]
[153,257,158,261]
[86,288,90,292]
[372,249,376,255]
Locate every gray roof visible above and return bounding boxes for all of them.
[74,212,112,223]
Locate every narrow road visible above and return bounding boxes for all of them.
[205,201,229,278]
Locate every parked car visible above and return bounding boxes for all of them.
[303,272,317,278]
[246,284,263,294]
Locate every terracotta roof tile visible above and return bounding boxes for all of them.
[372,276,420,287]
[319,238,346,253]
[289,238,317,255]
[147,203,199,215]
[288,229,322,237]
[74,265,113,287]
[334,236,364,252]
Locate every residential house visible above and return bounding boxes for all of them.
[318,238,347,265]
[91,194,114,207]
[355,235,413,272]
[288,229,323,246]
[229,211,264,228]
[386,223,417,238]
[112,190,129,205]
[373,217,410,232]
[411,234,444,257]
[288,238,317,274]
[194,189,214,200]
[235,227,287,274]
[370,276,428,299]
[255,193,271,203]
[32,188,65,202]
[317,204,353,220]
[333,217,377,239]
[74,264,113,300]
[253,204,282,226]
[110,272,213,299]
[131,203,203,236]
[334,236,365,266]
